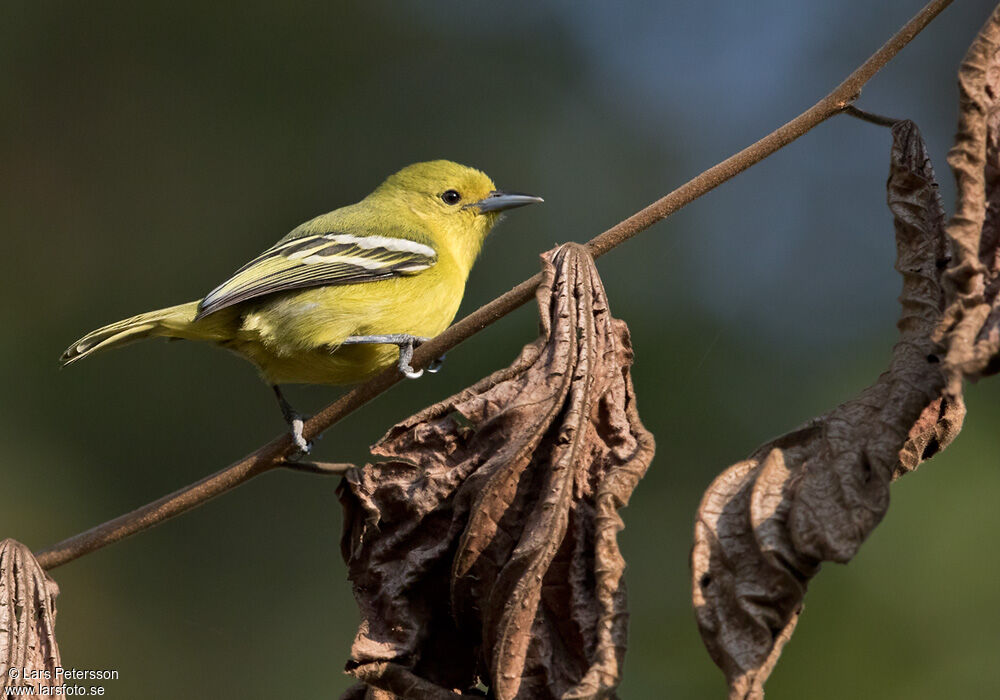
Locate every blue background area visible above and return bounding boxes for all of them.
[2,2,998,697]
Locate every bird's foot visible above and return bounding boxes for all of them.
[396,337,425,378]
[341,334,444,379]
[288,415,312,458]
[272,385,313,459]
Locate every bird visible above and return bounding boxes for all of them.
[61,160,543,453]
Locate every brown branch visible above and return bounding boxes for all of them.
[33,0,953,572]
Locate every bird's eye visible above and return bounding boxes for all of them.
[441,189,462,205]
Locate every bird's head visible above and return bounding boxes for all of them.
[371,160,542,271]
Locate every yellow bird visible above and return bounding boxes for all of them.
[61,160,542,452]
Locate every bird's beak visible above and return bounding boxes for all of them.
[468,190,544,213]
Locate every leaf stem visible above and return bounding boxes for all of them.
[844,105,902,128]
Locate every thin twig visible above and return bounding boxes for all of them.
[276,460,354,475]
[33,0,953,572]
[844,104,902,127]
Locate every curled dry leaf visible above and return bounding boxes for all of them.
[936,4,1000,391]
[692,120,963,700]
[0,539,62,692]
[338,243,654,700]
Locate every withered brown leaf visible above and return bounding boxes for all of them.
[0,539,61,693]
[338,243,654,700]
[691,120,961,700]
[936,4,1000,391]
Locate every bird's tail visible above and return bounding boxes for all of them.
[60,301,230,365]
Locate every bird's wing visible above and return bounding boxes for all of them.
[195,231,437,318]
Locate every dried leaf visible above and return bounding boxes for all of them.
[343,664,474,700]
[0,539,61,692]
[339,243,654,700]
[936,4,1000,389]
[692,121,961,700]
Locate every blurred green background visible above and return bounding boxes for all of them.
[3,1,999,697]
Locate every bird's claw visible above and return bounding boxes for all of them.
[397,339,424,379]
[426,353,447,374]
[288,415,312,457]
[272,385,312,458]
